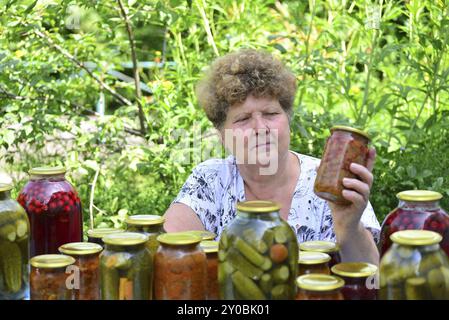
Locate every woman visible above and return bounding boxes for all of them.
[163,49,380,264]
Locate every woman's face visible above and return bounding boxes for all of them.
[220,95,291,174]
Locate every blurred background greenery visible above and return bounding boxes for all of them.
[1,0,448,233]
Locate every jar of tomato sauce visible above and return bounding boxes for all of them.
[331,262,378,300]
[17,166,83,256]
[200,240,219,300]
[299,241,342,268]
[379,190,449,258]
[295,274,345,300]
[298,251,331,276]
[58,242,103,300]
[154,233,207,300]
[314,126,371,205]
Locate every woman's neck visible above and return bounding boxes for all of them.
[238,151,299,199]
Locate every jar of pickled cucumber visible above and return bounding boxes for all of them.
[58,242,103,300]
[187,230,217,241]
[379,190,449,258]
[100,232,152,300]
[299,241,342,268]
[298,251,331,276]
[314,126,370,205]
[380,230,449,300]
[154,233,207,300]
[219,201,298,300]
[295,274,345,300]
[87,228,124,246]
[17,166,83,256]
[0,183,30,300]
[125,215,165,257]
[201,240,219,300]
[331,262,378,300]
[30,254,76,300]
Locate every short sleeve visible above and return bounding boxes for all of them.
[171,165,220,235]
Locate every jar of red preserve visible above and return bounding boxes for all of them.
[378,190,449,258]
[17,166,83,256]
[314,126,370,205]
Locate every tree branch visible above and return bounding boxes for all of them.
[32,29,133,107]
[117,0,147,136]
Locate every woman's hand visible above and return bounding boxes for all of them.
[328,147,376,233]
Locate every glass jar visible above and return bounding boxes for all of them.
[314,126,371,205]
[380,230,449,300]
[17,166,83,256]
[186,230,217,241]
[299,241,342,268]
[100,232,152,300]
[201,240,219,300]
[379,190,449,258]
[0,183,30,300]
[331,262,378,300]
[218,201,299,300]
[295,274,345,300]
[87,228,123,246]
[298,251,331,276]
[58,242,103,300]
[30,254,75,300]
[125,215,165,257]
[154,233,207,300]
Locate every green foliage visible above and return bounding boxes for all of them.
[1,0,449,230]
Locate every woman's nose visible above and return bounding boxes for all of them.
[252,116,270,134]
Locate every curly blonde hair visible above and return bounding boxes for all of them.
[196,49,297,129]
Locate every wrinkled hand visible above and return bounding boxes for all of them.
[328,147,376,231]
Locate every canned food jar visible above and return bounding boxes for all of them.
[17,166,83,256]
[187,230,217,241]
[201,240,219,300]
[219,201,299,300]
[100,232,152,300]
[379,190,449,258]
[299,241,342,268]
[380,230,449,300]
[30,254,76,300]
[154,233,207,300]
[0,183,30,300]
[58,242,103,300]
[314,126,370,204]
[298,251,331,276]
[295,274,345,300]
[87,228,124,246]
[331,262,378,300]
[125,215,165,256]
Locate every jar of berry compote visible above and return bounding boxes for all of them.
[378,190,449,258]
[17,166,83,257]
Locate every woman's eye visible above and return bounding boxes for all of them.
[236,117,249,123]
[265,112,279,116]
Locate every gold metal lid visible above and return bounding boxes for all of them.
[331,262,378,278]
[103,232,149,246]
[0,183,13,192]
[58,242,103,256]
[298,251,331,265]
[186,230,216,241]
[390,230,442,246]
[157,232,202,246]
[296,274,345,292]
[29,166,67,175]
[30,254,76,268]
[87,228,124,239]
[237,200,281,213]
[125,214,165,226]
[299,241,340,253]
[331,125,371,141]
[396,190,443,202]
[200,240,219,253]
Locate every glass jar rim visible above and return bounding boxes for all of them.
[125,214,165,226]
[157,232,202,246]
[298,251,331,265]
[330,125,371,141]
[299,241,340,253]
[29,166,67,176]
[331,262,378,278]
[200,240,218,253]
[0,183,13,192]
[237,200,281,213]
[103,232,149,246]
[30,254,75,268]
[390,230,442,246]
[185,230,216,241]
[396,190,443,202]
[87,228,124,239]
[296,274,345,291]
[58,242,103,255]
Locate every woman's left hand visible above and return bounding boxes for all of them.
[328,147,376,232]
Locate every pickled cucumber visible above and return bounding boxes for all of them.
[0,224,16,242]
[260,273,272,295]
[272,265,289,284]
[0,240,22,293]
[405,277,429,300]
[102,267,120,300]
[235,237,265,267]
[271,284,289,300]
[231,270,266,300]
[428,268,449,299]
[227,249,263,280]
